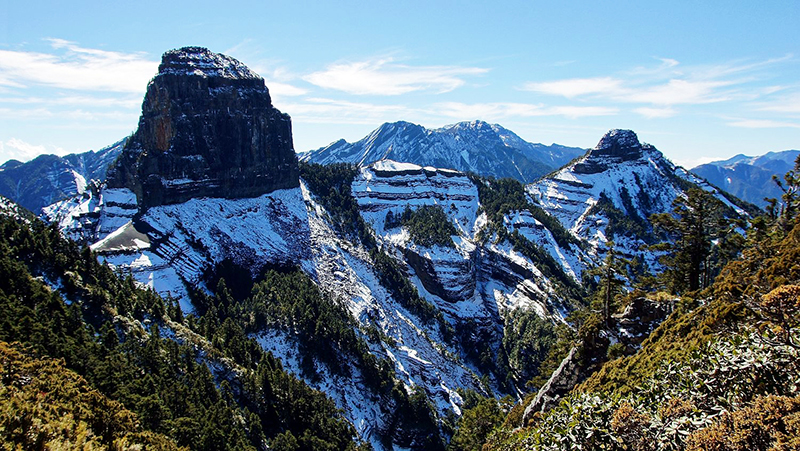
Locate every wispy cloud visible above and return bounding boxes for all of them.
[521,77,623,98]
[521,56,792,109]
[756,92,800,114]
[433,102,617,120]
[280,98,419,124]
[634,107,678,119]
[0,39,158,93]
[727,119,800,129]
[304,58,489,95]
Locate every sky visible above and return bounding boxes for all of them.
[0,0,798,168]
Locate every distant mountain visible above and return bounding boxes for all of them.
[691,149,799,207]
[301,120,586,183]
[0,138,125,213]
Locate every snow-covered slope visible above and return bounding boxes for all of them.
[353,160,589,318]
[43,158,597,448]
[302,120,585,183]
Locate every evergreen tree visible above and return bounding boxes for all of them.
[767,153,800,232]
[650,188,729,293]
[587,241,629,327]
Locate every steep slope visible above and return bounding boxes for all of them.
[528,129,751,266]
[0,139,125,213]
[302,120,585,183]
[691,149,799,207]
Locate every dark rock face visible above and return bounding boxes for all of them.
[107,47,299,209]
[574,129,647,174]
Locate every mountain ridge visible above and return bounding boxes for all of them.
[301,120,586,183]
[691,149,800,207]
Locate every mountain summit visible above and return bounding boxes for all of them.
[107,46,299,209]
[573,129,645,174]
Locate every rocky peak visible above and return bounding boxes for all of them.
[574,129,647,174]
[107,46,299,209]
[159,46,260,81]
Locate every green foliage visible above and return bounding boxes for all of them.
[470,175,581,250]
[369,247,452,338]
[448,394,511,451]
[0,341,186,451]
[766,153,800,232]
[685,394,800,451]
[399,205,459,248]
[651,188,736,293]
[586,241,630,327]
[501,309,557,388]
[589,191,654,242]
[299,161,376,249]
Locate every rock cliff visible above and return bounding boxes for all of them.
[107,47,299,209]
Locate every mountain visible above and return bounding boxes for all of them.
[106,46,299,209]
[691,149,800,207]
[38,47,604,450]
[0,138,125,213]
[301,120,585,183]
[25,45,765,451]
[528,129,754,267]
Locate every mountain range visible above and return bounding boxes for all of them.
[691,149,800,207]
[1,46,796,451]
[301,120,586,183]
[0,138,125,213]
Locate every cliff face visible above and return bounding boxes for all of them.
[107,46,299,208]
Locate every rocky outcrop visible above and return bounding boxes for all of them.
[521,347,581,424]
[107,47,299,209]
[573,129,647,174]
[613,296,675,349]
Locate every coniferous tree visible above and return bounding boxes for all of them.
[650,188,729,293]
[587,241,629,327]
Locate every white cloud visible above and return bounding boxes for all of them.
[521,77,622,98]
[265,81,308,97]
[757,93,800,114]
[280,98,419,124]
[624,79,734,105]
[521,56,793,111]
[0,39,158,93]
[433,102,617,120]
[0,94,142,109]
[634,107,678,119]
[304,58,489,95]
[727,119,800,129]
[0,138,50,162]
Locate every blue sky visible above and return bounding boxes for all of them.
[0,0,798,168]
